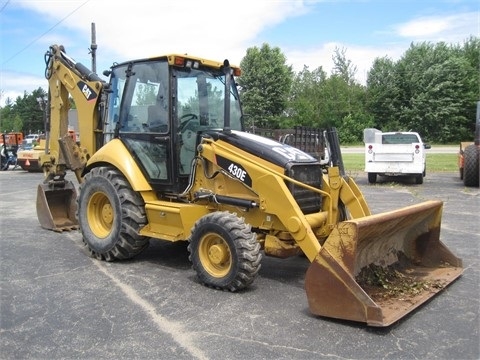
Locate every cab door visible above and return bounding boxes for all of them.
[107,60,173,186]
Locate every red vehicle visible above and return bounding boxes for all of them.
[1,132,22,170]
[0,132,23,147]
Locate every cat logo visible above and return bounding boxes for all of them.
[77,81,98,102]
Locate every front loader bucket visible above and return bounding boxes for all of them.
[36,181,79,232]
[305,200,462,327]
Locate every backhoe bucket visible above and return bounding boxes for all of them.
[36,181,79,232]
[305,200,462,327]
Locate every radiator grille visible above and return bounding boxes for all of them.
[285,164,322,214]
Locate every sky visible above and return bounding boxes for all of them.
[0,0,478,107]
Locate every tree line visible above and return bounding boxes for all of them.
[1,36,478,144]
[239,36,479,143]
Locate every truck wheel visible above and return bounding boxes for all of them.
[367,173,377,184]
[77,166,149,261]
[188,211,262,291]
[1,154,8,170]
[415,174,423,184]
[459,155,464,180]
[463,145,479,187]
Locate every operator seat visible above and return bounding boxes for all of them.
[147,104,167,132]
[180,120,199,173]
[146,85,168,132]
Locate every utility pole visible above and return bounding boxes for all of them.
[90,22,97,74]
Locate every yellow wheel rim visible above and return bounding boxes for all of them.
[87,191,114,238]
[198,233,232,277]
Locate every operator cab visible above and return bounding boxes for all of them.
[103,55,243,193]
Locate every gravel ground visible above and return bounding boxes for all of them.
[0,169,478,360]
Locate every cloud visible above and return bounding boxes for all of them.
[285,42,405,85]
[394,12,478,42]
[283,11,478,85]
[14,0,311,65]
[0,71,46,105]
[398,18,451,37]
[1,0,313,106]
[1,1,477,107]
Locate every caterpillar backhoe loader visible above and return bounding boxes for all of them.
[36,44,462,327]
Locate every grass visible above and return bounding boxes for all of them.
[342,153,458,172]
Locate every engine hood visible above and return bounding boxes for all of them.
[205,130,318,167]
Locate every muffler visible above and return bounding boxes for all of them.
[305,200,463,327]
[36,180,79,232]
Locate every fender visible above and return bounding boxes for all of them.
[86,139,152,191]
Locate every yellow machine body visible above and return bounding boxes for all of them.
[35,44,463,326]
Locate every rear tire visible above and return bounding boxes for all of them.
[188,211,262,291]
[463,145,479,187]
[77,166,149,261]
[367,172,377,184]
[415,174,423,184]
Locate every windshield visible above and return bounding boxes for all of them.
[175,68,243,131]
[105,62,243,136]
[382,133,421,144]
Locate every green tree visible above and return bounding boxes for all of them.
[135,84,157,106]
[17,88,47,133]
[366,56,401,130]
[457,36,480,136]
[411,55,473,142]
[0,103,13,132]
[0,87,47,134]
[395,41,476,142]
[285,48,369,142]
[332,46,358,86]
[238,43,293,129]
[366,38,479,143]
[338,112,375,143]
[287,65,328,128]
[327,48,369,141]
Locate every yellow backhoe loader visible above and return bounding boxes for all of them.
[36,44,463,327]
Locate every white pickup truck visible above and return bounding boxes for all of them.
[363,128,431,184]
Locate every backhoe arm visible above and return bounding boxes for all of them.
[37,44,105,232]
[40,44,105,183]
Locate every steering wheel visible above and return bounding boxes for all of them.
[179,113,198,131]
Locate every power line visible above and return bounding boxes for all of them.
[0,0,11,13]
[1,0,90,66]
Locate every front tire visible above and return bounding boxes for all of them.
[77,166,149,261]
[188,211,262,291]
